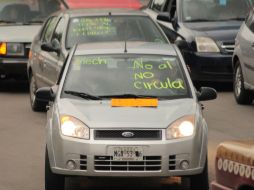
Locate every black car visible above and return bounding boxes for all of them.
[27,8,169,111]
[144,0,254,83]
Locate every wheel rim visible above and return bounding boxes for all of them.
[30,76,37,106]
[234,66,242,97]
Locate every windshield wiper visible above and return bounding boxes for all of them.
[220,17,245,21]
[185,19,217,22]
[100,94,158,99]
[23,20,44,25]
[64,90,102,100]
[0,20,18,24]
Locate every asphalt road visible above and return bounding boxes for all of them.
[0,80,253,190]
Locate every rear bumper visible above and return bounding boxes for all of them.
[0,58,28,78]
[183,51,233,82]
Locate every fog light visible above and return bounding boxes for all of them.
[180,160,189,170]
[66,160,76,170]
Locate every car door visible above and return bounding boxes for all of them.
[32,16,56,88]
[44,17,67,86]
[36,16,58,87]
[240,10,254,85]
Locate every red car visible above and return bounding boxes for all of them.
[65,0,142,9]
[211,140,254,190]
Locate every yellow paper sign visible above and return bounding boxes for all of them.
[111,99,158,107]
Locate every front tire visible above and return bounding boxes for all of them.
[29,73,46,111]
[45,149,65,190]
[233,62,254,105]
[182,159,209,190]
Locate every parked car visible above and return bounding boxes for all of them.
[232,7,254,105]
[65,0,142,9]
[27,8,169,111]
[0,0,66,80]
[34,41,217,190]
[211,140,254,190]
[144,0,254,83]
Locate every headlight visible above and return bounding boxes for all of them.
[166,115,195,139]
[195,37,220,53]
[60,115,89,139]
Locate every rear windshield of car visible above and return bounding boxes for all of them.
[0,0,64,24]
[62,54,190,99]
[66,16,167,49]
[182,0,254,22]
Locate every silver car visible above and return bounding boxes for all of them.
[233,7,254,105]
[35,42,217,190]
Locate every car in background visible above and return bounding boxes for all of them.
[0,0,66,80]
[34,41,217,190]
[144,0,254,83]
[211,140,254,190]
[27,8,169,111]
[65,0,142,9]
[232,7,254,105]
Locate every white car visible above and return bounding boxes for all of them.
[35,42,217,190]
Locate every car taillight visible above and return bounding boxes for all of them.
[0,42,7,55]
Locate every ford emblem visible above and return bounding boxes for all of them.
[122,131,135,138]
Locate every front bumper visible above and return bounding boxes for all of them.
[183,51,233,82]
[0,58,28,78]
[47,129,207,177]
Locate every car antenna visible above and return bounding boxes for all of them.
[124,21,128,53]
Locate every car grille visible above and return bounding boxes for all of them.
[169,155,176,170]
[220,41,235,54]
[94,156,162,171]
[80,155,87,170]
[94,130,162,140]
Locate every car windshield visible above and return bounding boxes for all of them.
[182,0,254,22]
[66,16,167,49]
[62,54,190,99]
[0,0,65,24]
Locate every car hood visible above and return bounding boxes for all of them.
[183,21,242,41]
[0,25,41,42]
[56,98,198,129]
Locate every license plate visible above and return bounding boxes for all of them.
[112,146,143,161]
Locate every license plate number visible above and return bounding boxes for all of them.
[112,146,143,161]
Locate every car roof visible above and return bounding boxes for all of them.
[64,0,142,9]
[74,42,177,56]
[56,8,147,17]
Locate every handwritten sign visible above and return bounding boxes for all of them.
[71,17,117,37]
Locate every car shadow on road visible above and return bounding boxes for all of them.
[0,79,29,93]
[65,177,183,190]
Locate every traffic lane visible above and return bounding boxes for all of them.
[0,80,46,190]
[203,90,254,181]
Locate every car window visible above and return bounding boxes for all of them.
[52,18,65,43]
[151,0,167,12]
[66,16,167,49]
[41,17,58,43]
[62,54,189,99]
[0,0,65,24]
[182,0,254,22]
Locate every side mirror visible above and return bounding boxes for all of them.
[197,87,217,101]
[157,12,171,22]
[41,43,60,54]
[35,87,55,103]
